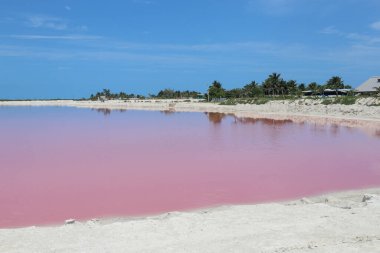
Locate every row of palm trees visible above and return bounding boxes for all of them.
[262,73,349,96]
[89,73,363,101]
[207,73,352,100]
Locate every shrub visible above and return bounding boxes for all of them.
[251,98,269,105]
[332,96,357,105]
[219,99,237,105]
[321,99,333,105]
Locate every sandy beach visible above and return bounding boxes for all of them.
[2,97,380,119]
[1,97,380,121]
[1,188,380,253]
[1,99,380,252]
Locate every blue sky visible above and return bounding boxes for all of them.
[1,0,380,99]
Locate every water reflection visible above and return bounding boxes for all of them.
[204,112,230,124]
[92,108,126,116]
[160,110,176,115]
[202,112,380,139]
[204,112,293,126]
[235,117,293,126]
[89,108,380,139]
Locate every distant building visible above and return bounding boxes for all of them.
[356,76,380,94]
[302,89,351,97]
[98,96,107,102]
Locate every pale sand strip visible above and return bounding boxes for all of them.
[1,98,379,123]
[1,188,380,253]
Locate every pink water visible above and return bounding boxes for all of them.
[0,107,380,228]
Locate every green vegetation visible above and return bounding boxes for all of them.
[219,97,270,105]
[153,89,201,99]
[219,99,237,106]
[332,96,358,105]
[206,74,353,101]
[374,87,380,97]
[207,81,226,100]
[321,96,358,105]
[88,73,378,103]
[321,99,333,105]
[90,89,145,101]
[90,88,202,100]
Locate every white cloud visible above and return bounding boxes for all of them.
[6,34,102,40]
[320,26,380,45]
[370,21,380,30]
[320,26,343,35]
[24,15,89,32]
[27,15,68,30]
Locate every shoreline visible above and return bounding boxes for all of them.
[1,187,380,252]
[1,98,379,121]
[1,98,380,136]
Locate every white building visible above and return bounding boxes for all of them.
[356,76,380,93]
[98,96,107,102]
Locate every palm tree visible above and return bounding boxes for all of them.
[243,81,259,98]
[263,73,283,96]
[208,81,225,101]
[102,89,111,98]
[326,76,344,95]
[286,80,298,96]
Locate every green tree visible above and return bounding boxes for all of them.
[157,89,176,99]
[286,80,298,95]
[263,73,284,96]
[307,82,320,96]
[242,81,263,97]
[307,82,318,91]
[119,92,128,99]
[102,89,111,98]
[326,76,344,89]
[208,81,225,101]
[298,83,306,91]
[225,88,243,98]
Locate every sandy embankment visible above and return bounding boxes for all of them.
[1,189,380,253]
[1,97,380,134]
[1,97,379,122]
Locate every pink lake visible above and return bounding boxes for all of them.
[0,106,380,228]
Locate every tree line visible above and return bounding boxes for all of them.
[90,89,146,100]
[89,73,352,101]
[207,73,351,100]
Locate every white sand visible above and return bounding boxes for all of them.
[1,189,380,253]
[1,98,380,252]
[1,97,379,122]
